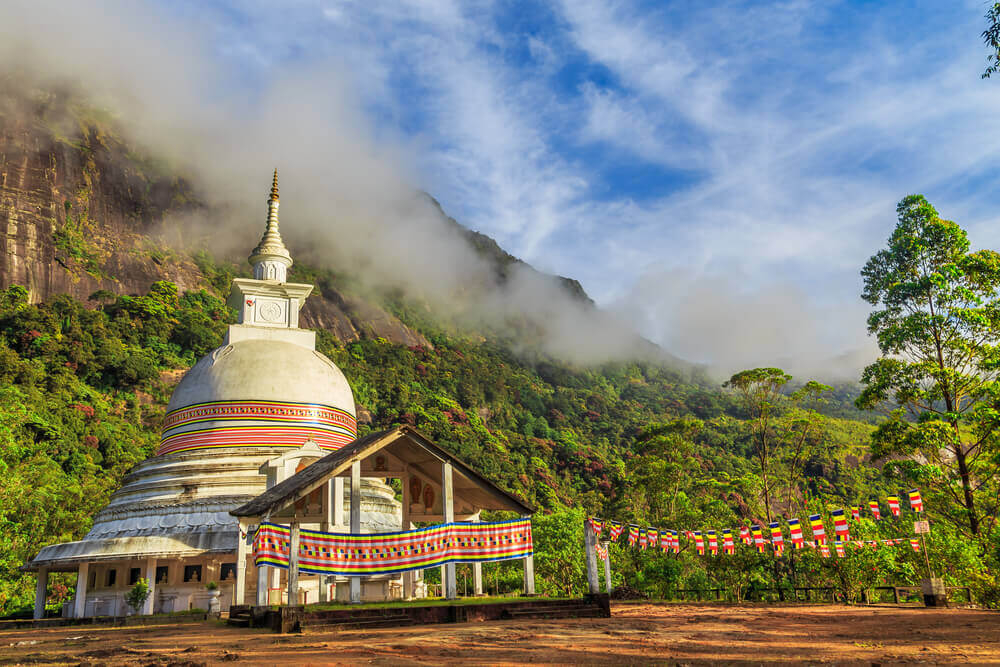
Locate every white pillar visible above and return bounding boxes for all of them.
[235,520,248,606]
[473,563,483,596]
[584,519,600,594]
[523,514,536,596]
[401,472,415,599]
[602,541,612,594]
[33,568,48,620]
[350,462,362,603]
[257,564,269,606]
[287,522,300,606]
[74,562,89,619]
[333,477,345,528]
[442,461,457,599]
[142,558,156,615]
[319,480,334,603]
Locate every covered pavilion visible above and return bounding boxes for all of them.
[229,425,536,606]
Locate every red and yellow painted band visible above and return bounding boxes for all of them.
[156,400,357,456]
[162,400,356,431]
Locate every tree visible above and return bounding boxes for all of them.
[983,3,1000,78]
[857,194,1000,542]
[125,578,150,614]
[724,369,830,522]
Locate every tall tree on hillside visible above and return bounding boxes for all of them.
[857,194,1000,541]
[983,3,1000,78]
[725,369,830,522]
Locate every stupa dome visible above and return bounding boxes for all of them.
[158,339,358,456]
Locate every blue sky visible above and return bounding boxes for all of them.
[21,0,999,375]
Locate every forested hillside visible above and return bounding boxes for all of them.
[0,85,994,615]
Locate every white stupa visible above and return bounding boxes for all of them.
[26,171,402,618]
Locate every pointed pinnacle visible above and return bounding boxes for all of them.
[270,168,279,201]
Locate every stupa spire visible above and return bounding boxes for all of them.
[249,168,292,281]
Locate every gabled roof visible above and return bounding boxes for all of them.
[230,425,534,518]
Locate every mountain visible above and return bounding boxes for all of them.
[0,82,897,614]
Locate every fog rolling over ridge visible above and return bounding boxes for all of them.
[0,0,874,378]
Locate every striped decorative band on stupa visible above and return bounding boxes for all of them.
[156,400,357,456]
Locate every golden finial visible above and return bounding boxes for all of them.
[270,168,279,201]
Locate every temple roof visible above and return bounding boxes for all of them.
[231,425,535,519]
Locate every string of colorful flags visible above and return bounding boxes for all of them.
[589,490,924,560]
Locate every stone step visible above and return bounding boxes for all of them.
[306,617,417,631]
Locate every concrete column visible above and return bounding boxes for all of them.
[287,522,300,606]
[602,541,612,594]
[401,471,415,599]
[473,562,483,596]
[74,562,90,619]
[142,558,156,615]
[33,568,48,620]
[333,477,345,528]
[584,518,600,594]
[350,462,362,603]
[522,514,536,595]
[235,520,248,606]
[442,461,457,599]
[319,480,334,603]
[257,565,269,606]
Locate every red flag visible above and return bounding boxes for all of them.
[869,501,881,520]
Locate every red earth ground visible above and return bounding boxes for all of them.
[1,602,998,665]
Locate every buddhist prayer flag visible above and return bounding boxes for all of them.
[723,529,735,554]
[910,539,921,552]
[639,529,649,550]
[769,522,784,556]
[834,541,846,558]
[751,525,765,553]
[832,509,850,541]
[660,532,671,553]
[909,489,923,513]
[671,530,681,554]
[609,522,624,542]
[647,528,658,547]
[887,496,901,517]
[739,526,752,545]
[819,543,830,558]
[707,530,718,555]
[809,514,826,543]
[851,506,861,521]
[869,501,881,520]
[589,518,603,536]
[787,518,804,549]
[254,519,533,576]
[595,542,608,561]
[628,525,639,546]
[694,531,705,555]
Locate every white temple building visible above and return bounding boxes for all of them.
[24,171,409,618]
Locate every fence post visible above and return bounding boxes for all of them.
[583,519,600,594]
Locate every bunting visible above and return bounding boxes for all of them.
[869,501,881,520]
[809,514,826,544]
[694,531,705,555]
[819,543,830,558]
[671,530,681,554]
[739,526,752,545]
[788,518,804,549]
[707,530,718,556]
[834,541,846,558]
[832,509,850,541]
[609,522,624,542]
[887,496,901,517]
[595,542,608,561]
[909,489,923,513]
[851,506,861,521]
[769,522,784,556]
[909,539,921,553]
[590,518,604,537]
[639,529,649,550]
[751,525,765,553]
[660,532,671,553]
[723,529,735,555]
[254,519,532,576]
[628,525,639,546]
[648,527,659,547]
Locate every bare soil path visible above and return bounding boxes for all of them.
[1,603,998,665]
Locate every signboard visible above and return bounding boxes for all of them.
[914,520,930,534]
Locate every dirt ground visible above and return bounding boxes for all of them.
[1,603,998,665]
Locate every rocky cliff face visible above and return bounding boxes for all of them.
[0,85,429,348]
